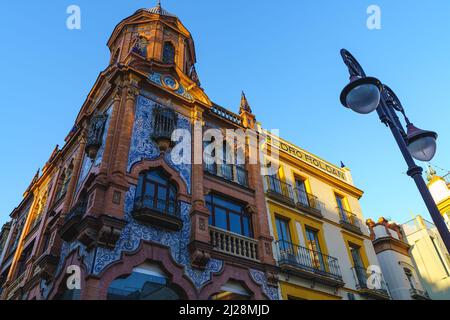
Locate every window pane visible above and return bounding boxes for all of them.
[136,175,144,198]
[214,207,227,230]
[243,216,251,238]
[276,218,291,244]
[157,187,167,211]
[336,195,344,210]
[213,196,242,213]
[144,182,155,207]
[229,213,242,235]
[148,171,168,185]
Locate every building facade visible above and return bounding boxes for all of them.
[366,218,429,300]
[261,133,390,300]
[0,4,280,300]
[427,166,450,229]
[402,216,450,300]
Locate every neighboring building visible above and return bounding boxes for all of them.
[0,3,280,300]
[426,166,450,229]
[402,216,450,300]
[366,217,429,300]
[261,133,390,300]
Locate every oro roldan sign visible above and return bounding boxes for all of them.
[265,134,347,182]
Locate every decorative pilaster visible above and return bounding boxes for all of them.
[189,106,212,269]
[62,130,88,216]
[112,78,140,178]
[98,85,123,177]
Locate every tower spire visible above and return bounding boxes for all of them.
[240,91,252,113]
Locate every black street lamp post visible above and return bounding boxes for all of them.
[339,49,450,253]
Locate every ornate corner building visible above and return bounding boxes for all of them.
[0,4,279,300]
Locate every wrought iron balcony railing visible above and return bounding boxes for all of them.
[210,226,259,261]
[133,196,181,218]
[264,176,295,205]
[65,199,88,223]
[204,156,249,188]
[275,240,343,282]
[295,189,322,217]
[236,165,249,187]
[352,266,390,298]
[132,196,182,231]
[409,287,430,300]
[337,207,362,233]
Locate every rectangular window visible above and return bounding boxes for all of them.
[350,244,366,287]
[305,228,325,270]
[350,245,364,268]
[336,194,350,222]
[295,178,309,207]
[275,217,293,253]
[206,194,253,238]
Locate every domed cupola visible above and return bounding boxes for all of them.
[139,1,177,18]
[108,1,197,78]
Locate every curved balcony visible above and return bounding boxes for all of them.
[59,199,88,242]
[132,196,182,231]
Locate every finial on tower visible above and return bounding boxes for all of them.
[427,165,437,181]
[240,91,252,113]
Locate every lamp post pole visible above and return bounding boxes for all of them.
[340,49,450,253]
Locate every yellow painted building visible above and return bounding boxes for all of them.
[261,130,390,300]
[427,166,450,228]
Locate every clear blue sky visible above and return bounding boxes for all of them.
[0,0,449,226]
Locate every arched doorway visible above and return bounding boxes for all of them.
[210,280,252,300]
[107,262,186,300]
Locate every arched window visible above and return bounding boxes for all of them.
[135,170,178,216]
[57,164,73,200]
[163,42,175,64]
[107,263,185,300]
[404,268,417,290]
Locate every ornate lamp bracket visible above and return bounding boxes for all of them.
[340,49,367,79]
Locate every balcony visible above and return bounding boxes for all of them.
[59,199,88,242]
[204,158,249,188]
[410,288,431,300]
[132,196,182,231]
[210,226,259,262]
[338,208,363,235]
[264,176,295,206]
[34,253,59,281]
[275,241,344,287]
[6,273,25,300]
[295,189,323,219]
[352,267,390,300]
